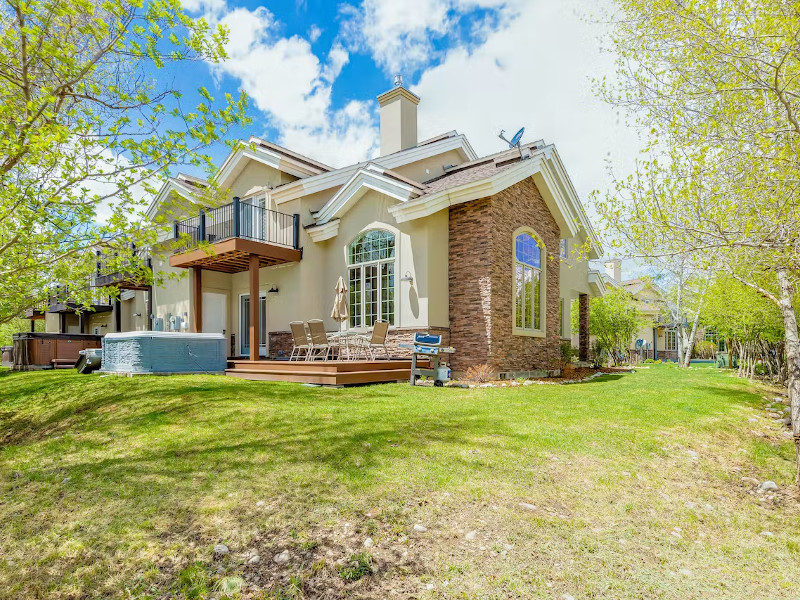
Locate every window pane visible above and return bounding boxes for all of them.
[349,267,361,328]
[350,230,395,264]
[533,269,541,329]
[381,262,394,324]
[524,266,533,329]
[515,264,524,328]
[365,265,378,327]
[515,233,541,268]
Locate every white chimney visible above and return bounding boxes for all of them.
[604,259,622,282]
[377,78,419,156]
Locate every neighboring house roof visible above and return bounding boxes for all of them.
[145,174,209,221]
[587,269,607,297]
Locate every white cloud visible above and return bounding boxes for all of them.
[185,2,378,167]
[412,0,642,202]
[341,0,518,74]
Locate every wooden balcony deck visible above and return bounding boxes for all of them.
[225,358,428,386]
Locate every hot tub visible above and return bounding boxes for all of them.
[100,332,226,375]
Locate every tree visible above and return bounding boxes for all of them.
[703,275,787,381]
[597,0,800,484]
[573,288,641,366]
[0,0,249,325]
[653,258,709,368]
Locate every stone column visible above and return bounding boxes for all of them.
[579,293,590,362]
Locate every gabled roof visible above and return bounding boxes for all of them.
[215,136,331,188]
[271,131,477,205]
[388,142,602,257]
[145,174,209,221]
[305,164,425,242]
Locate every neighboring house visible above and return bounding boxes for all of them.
[37,82,604,376]
[599,260,680,361]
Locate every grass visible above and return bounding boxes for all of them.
[0,365,798,599]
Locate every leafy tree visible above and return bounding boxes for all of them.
[702,275,787,380]
[573,288,641,366]
[597,0,800,484]
[0,0,249,325]
[0,317,43,347]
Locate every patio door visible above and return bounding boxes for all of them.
[241,194,265,241]
[239,293,267,357]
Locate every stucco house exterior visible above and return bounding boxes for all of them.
[45,82,604,376]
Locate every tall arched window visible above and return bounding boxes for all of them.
[514,231,545,333]
[348,230,395,328]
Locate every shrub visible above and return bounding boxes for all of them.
[693,340,717,359]
[559,340,577,368]
[464,363,496,383]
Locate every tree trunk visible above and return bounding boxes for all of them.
[682,310,702,368]
[775,267,800,486]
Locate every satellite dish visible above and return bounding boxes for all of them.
[509,127,525,147]
[498,127,525,149]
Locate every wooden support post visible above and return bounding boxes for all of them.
[30,319,35,333]
[79,312,86,334]
[192,267,203,333]
[249,253,260,361]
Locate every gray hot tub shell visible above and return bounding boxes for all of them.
[100,332,226,375]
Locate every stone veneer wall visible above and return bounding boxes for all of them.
[448,177,561,373]
[268,327,450,359]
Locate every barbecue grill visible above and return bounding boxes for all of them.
[399,333,455,387]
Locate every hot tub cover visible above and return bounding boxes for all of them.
[101,331,226,374]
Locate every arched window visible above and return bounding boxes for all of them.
[514,231,545,333]
[348,230,395,328]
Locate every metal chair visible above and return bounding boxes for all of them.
[288,321,311,361]
[306,319,332,361]
[353,321,390,360]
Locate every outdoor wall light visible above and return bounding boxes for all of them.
[133,312,142,317]
[400,272,414,284]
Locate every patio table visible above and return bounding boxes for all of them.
[327,330,363,360]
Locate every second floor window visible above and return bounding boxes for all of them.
[349,230,395,328]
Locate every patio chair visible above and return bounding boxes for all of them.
[353,321,390,360]
[288,321,311,361]
[306,319,332,361]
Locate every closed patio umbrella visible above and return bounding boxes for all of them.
[331,276,349,331]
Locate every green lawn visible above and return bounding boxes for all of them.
[0,365,797,599]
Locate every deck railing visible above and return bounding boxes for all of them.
[48,284,113,308]
[95,243,152,281]
[173,198,299,251]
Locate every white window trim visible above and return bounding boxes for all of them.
[348,230,397,329]
[665,328,677,352]
[238,291,267,357]
[512,227,547,338]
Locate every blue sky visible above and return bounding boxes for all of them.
[166,0,644,274]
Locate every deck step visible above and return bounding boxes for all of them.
[225,367,412,385]
[226,359,425,373]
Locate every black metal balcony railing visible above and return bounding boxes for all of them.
[48,285,113,308]
[94,243,152,283]
[173,197,299,251]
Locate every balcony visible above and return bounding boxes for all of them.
[46,285,114,314]
[169,198,302,274]
[94,244,153,291]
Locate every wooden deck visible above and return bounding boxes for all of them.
[225,358,428,386]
